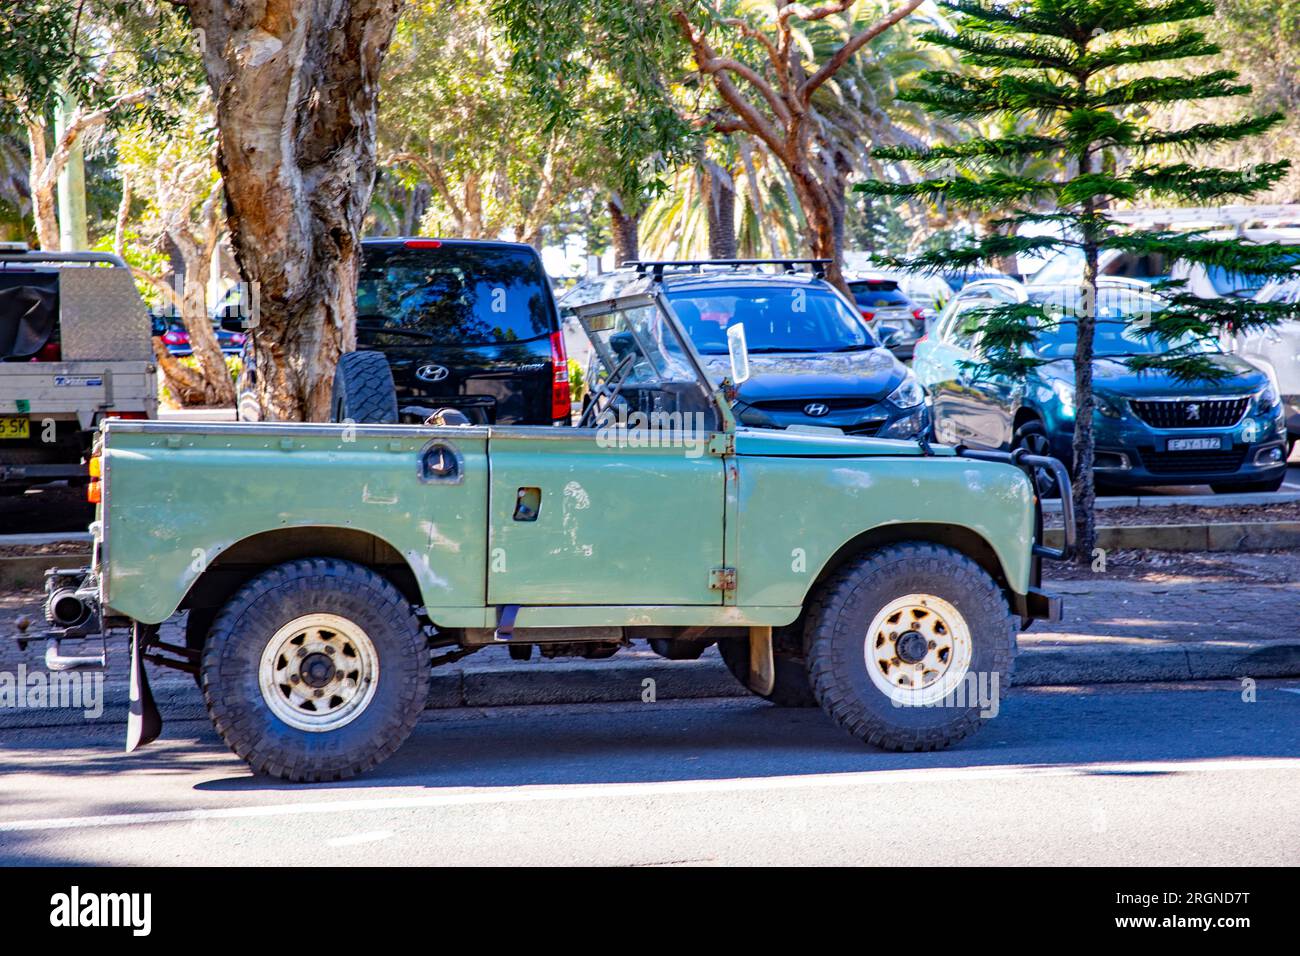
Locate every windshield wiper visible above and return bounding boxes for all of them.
[747,346,821,353]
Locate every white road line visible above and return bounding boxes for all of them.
[2,757,1299,834]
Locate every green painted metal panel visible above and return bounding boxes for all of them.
[486,434,725,605]
[732,453,1037,605]
[100,425,489,623]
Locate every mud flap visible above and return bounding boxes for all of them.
[747,625,775,696]
[126,623,162,752]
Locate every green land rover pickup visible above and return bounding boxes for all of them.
[27,262,1071,781]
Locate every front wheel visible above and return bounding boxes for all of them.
[806,542,1014,751]
[202,559,429,782]
[1011,420,1060,498]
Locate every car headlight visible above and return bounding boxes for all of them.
[887,372,925,409]
[1051,379,1075,417]
[1258,377,1281,415]
[1094,390,1124,419]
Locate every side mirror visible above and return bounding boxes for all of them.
[727,322,751,385]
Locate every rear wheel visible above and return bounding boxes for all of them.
[806,542,1014,751]
[202,558,429,782]
[331,351,398,424]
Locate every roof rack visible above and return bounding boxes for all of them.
[625,258,831,281]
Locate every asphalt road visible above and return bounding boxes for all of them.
[1,680,1297,866]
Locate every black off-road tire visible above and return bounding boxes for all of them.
[716,626,817,708]
[202,559,429,782]
[184,606,218,689]
[806,542,1014,751]
[331,350,398,424]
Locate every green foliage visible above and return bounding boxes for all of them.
[0,1,198,132]
[856,0,1300,382]
[491,0,697,208]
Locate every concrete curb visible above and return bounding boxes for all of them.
[5,641,1298,731]
[1043,520,1300,551]
[1043,490,1300,510]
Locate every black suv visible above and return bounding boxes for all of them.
[238,238,569,425]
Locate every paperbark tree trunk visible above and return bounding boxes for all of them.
[184,0,404,421]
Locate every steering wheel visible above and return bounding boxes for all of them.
[578,353,636,428]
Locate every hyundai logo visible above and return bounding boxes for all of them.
[416,364,450,383]
[804,402,831,417]
[1185,402,1200,421]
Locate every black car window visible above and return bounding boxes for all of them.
[665,284,878,354]
[357,245,554,346]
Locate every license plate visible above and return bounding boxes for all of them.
[0,416,29,439]
[1166,436,1223,451]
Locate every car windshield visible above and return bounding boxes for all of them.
[664,283,878,355]
[1024,287,1212,358]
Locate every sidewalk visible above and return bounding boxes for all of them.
[4,567,1298,730]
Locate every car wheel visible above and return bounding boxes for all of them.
[1012,420,1060,498]
[806,542,1014,751]
[716,626,817,707]
[202,558,429,782]
[1211,474,1286,494]
[331,351,398,424]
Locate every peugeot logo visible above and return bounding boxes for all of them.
[804,402,831,417]
[1185,402,1200,421]
[416,364,450,383]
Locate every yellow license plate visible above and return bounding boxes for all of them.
[0,416,30,439]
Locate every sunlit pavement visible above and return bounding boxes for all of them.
[1,681,1297,866]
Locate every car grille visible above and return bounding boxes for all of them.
[842,422,883,437]
[750,397,868,412]
[1129,397,1249,429]
[1138,447,1246,475]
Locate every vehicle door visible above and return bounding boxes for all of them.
[486,296,726,607]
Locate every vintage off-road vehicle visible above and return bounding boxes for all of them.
[23,262,1072,781]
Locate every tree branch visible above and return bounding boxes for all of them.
[801,0,924,102]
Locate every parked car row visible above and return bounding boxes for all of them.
[215,238,1293,499]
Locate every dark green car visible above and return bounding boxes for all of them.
[914,279,1289,495]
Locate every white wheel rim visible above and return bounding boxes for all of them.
[258,613,380,732]
[864,593,972,706]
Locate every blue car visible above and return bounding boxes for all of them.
[914,279,1289,495]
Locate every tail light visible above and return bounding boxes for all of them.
[32,341,61,362]
[103,411,148,420]
[404,239,442,249]
[860,309,875,321]
[87,455,102,504]
[549,330,570,422]
[912,308,925,320]
[161,330,188,346]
